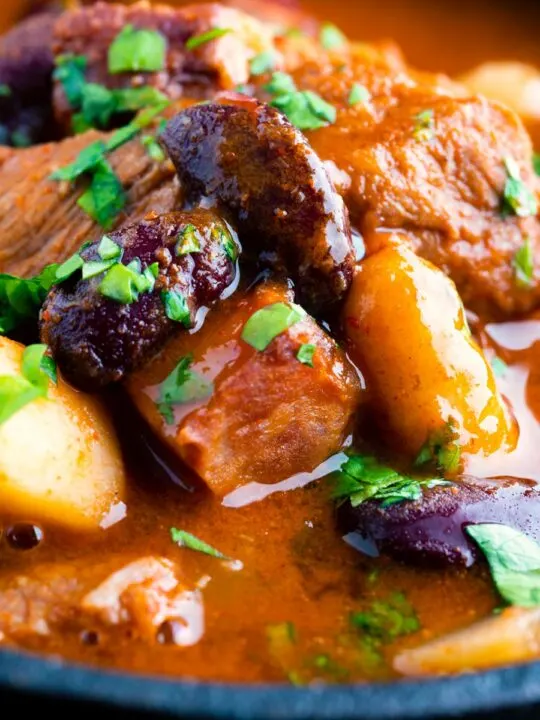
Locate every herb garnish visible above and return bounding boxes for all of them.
[171,527,228,558]
[350,592,420,642]
[250,50,277,76]
[319,23,347,50]
[242,302,306,351]
[466,524,540,607]
[533,153,540,177]
[296,343,316,366]
[415,419,461,474]
[502,157,538,217]
[176,224,201,255]
[162,289,191,325]
[348,83,370,106]
[0,84,11,97]
[108,24,167,74]
[332,454,448,508]
[54,54,87,108]
[214,225,238,262]
[77,159,126,229]
[157,355,213,424]
[141,133,165,161]
[513,236,535,288]
[186,27,232,50]
[491,355,508,378]
[413,109,435,142]
[265,72,336,131]
[0,344,57,426]
[0,265,58,336]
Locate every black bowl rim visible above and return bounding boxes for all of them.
[2,647,540,718]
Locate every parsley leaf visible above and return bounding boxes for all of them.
[320,23,347,50]
[55,253,83,283]
[54,54,87,108]
[413,109,435,142]
[211,224,238,262]
[50,141,108,182]
[513,236,535,288]
[348,83,370,106]
[466,524,540,607]
[141,133,165,161]
[108,24,167,74]
[157,354,213,425]
[162,289,191,325]
[533,153,540,177]
[0,84,11,97]
[170,527,227,558]
[21,344,57,388]
[250,50,277,76]
[186,27,232,50]
[176,224,201,255]
[271,88,336,131]
[98,236,122,261]
[0,344,56,425]
[502,157,538,217]
[350,592,420,642]
[77,160,126,229]
[0,266,58,336]
[242,302,306,351]
[296,343,316,366]
[264,71,296,96]
[332,454,448,508]
[415,419,461,474]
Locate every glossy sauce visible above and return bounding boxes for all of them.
[0,0,539,685]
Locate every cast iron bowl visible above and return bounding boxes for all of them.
[1,647,540,718]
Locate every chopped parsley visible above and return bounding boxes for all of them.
[54,54,87,108]
[296,343,316,366]
[348,83,370,106]
[265,72,336,131]
[97,236,122,261]
[466,524,540,607]
[513,236,535,288]
[170,527,227,558]
[77,160,126,229]
[502,156,538,217]
[415,419,461,474]
[162,289,191,325]
[141,133,165,162]
[533,153,540,177]
[157,354,213,423]
[242,302,306,351]
[176,224,201,255]
[108,24,167,74]
[185,27,232,51]
[55,253,84,283]
[211,224,238,262]
[319,23,347,50]
[0,265,58,336]
[413,109,435,142]
[350,592,420,643]
[0,84,11,97]
[332,454,448,508]
[0,344,56,426]
[97,258,155,304]
[250,50,277,76]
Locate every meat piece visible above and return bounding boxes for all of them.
[162,99,354,311]
[127,281,363,496]
[256,41,540,317]
[0,11,58,146]
[0,125,179,278]
[81,556,204,645]
[395,607,540,676]
[40,209,239,390]
[342,240,514,464]
[53,1,275,129]
[338,478,540,567]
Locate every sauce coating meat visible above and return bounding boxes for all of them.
[3,0,540,688]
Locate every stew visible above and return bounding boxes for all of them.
[1,0,540,685]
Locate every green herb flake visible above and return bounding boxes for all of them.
[271,89,336,131]
[77,160,126,229]
[50,140,107,182]
[98,263,140,304]
[332,454,448,508]
[350,592,420,643]
[242,302,306,351]
[186,27,232,51]
[55,253,84,283]
[156,354,213,424]
[0,343,56,426]
[176,224,201,255]
[466,524,540,607]
[0,84,11,97]
[170,527,227,558]
[320,23,347,50]
[264,71,297,96]
[81,259,117,280]
[413,109,435,142]
[21,344,57,388]
[513,236,535,288]
[108,24,167,74]
[53,54,87,108]
[415,419,461,474]
[162,289,191,326]
[97,236,122,261]
[502,157,538,218]
[348,83,370,106]
[250,50,277,76]
[0,265,58,336]
[533,153,540,177]
[141,133,165,161]
[211,224,238,262]
[296,343,316,366]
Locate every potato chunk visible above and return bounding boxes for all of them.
[0,337,125,530]
[342,240,515,465]
[128,283,362,496]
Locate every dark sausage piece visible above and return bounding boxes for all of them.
[40,209,239,391]
[161,98,354,312]
[338,479,540,568]
[0,11,57,146]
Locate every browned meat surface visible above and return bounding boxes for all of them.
[257,39,540,318]
[41,209,239,390]
[0,128,179,278]
[53,1,275,129]
[0,10,58,146]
